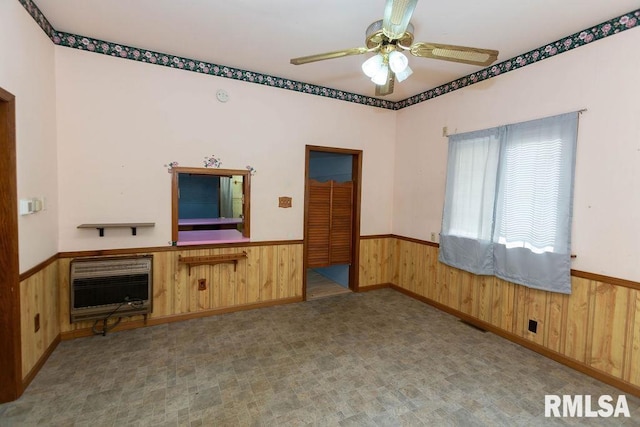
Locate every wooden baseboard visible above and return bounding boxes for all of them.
[22,334,60,392]
[357,283,392,292]
[389,284,640,399]
[61,296,303,340]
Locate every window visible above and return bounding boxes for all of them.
[171,167,250,246]
[439,112,578,293]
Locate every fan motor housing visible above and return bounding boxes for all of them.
[365,19,414,48]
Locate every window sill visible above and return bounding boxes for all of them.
[178,217,243,226]
[176,230,249,246]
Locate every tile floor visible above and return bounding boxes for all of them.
[1,289,638,426]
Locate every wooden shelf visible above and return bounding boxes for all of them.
[77,222,155,237]
[178,252,247,275]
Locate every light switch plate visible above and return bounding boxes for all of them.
[19,199,34,215]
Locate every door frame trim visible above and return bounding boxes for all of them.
[303,145,362,300]
[0,86,22,403]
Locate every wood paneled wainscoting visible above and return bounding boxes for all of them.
[358,235,396,289]
[17,242,303,395]
[390,235,640,397]
[19,255,60,392]
[17,235,640,399]
[58,242,304,338]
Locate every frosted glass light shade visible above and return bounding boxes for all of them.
[395,65,413,82]
[388,51,409,73]
[382,0,418,40]
[371,65,390,85]
[362,55,384,78]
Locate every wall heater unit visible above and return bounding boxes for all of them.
[70,255,153,323]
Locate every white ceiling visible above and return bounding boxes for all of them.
[33,0,640,102]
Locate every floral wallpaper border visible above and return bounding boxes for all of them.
[17,0,55,39]
[17,0,640,111]
[395,10,640,109]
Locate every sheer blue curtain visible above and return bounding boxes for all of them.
[439,112,578,294]
[439,128,501,275]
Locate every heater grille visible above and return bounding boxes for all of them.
[70,255,153,322]
[72,259,151,277]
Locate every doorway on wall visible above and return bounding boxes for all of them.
[303,145,362,300]
[0,86,22,403]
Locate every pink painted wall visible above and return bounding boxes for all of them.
[393,28,640,282]
[0,1,59,272]
[54,48,396,251]
[6,0,639,284]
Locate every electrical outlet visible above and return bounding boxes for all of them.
[34,313,40,332]
[198,278,206,291]
[430,232,436,241]
[528,319,538,334]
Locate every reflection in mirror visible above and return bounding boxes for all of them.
[171,167,250,245]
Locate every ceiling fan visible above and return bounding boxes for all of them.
[290,0,499,96]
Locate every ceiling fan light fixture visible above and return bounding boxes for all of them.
[388,51,409,73]
[371,65,390,85]
[362,54,384,78]
[290,0,499,97]
[382,0,418,40]
[395,65,413,82]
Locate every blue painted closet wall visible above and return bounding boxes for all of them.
[178,174,220,219]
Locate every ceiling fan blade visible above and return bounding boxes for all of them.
[410,42,499,66]
[290,47,369,65]
[375,72,395,96]
[382,0,418,40]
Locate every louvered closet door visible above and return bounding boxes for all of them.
[330,181,353,264]
[307,179,353,267]
[307,180,332,267]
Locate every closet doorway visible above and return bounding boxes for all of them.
[303,145,362,300]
